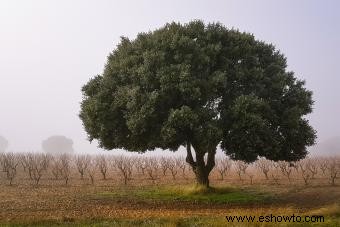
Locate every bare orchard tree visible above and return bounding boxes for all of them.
[270,161,281,185]
[86,157,97,185]
[160,157,169,176]
[216,157,232,180]
[306,158,318,179]
[255,158,271,180]
[318,158,328,176]
[50,156,63,180]
[167,157,178,180]
[75,154,91,180]
[298,159,312,185]
[247,164,255,185]
[176,157,188,180]
[0,152,3,170]
[145,157,159,183]
[278,161,293,182]
[235,161,248,181]
[27,153,50,186]
[131,156,139,175]
[133,156,141,174]
[0,152,4,183]
[60,154,71,185]
[114,155,133,185]
[326,158,339,186]
[135,156,147,175]
[96,155,108,180]
[1,152,19,185]
[19,153,33,180]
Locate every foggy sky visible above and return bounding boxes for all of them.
[0,0,339,153]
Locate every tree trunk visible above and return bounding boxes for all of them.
[194,164,210,187]
[264,171,269,180]
[185,142,216,188]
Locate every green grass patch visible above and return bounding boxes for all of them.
[95,184,273,205]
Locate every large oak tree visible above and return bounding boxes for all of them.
[80,21,316,187]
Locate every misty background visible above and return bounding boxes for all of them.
[0,0,339,155]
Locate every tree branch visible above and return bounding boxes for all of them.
[206,149,216,172]
[185,142,196,167]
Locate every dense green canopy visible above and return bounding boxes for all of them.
[80,21,316,163]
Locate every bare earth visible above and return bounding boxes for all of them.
[0,168,339,224]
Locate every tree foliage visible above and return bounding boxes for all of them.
[42,135,74,155]
[80,21,316,181]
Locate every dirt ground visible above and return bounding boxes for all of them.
[0,167,339,224]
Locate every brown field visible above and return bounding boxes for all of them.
[0,153,339,226]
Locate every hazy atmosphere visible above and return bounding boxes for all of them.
[0,1,340,226]
[0,0,339,154]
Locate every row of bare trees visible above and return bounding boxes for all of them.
[0,152,188,186]
[212,156,339,186]
[248,157,339,185]
[0,152,339,186]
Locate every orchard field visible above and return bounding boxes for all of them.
[0,152,339,226]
